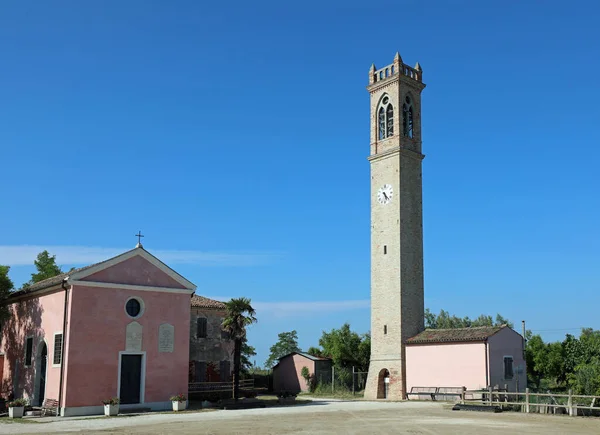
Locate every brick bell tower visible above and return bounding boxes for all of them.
[363,52,426,400]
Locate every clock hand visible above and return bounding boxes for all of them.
[383,192,388,200]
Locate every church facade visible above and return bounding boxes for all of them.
[0,245,196,416]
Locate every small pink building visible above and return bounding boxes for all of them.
[0,245,196,416]
[405,325,526,394]
[272,352,332,393]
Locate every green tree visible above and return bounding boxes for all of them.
[306,346,323,357]
[222,297,257,400]
[241,338,257,375]
[265,330,301,369]
[317,323,370,372]
[424,308,513,329]
[0,265,14,323]
[30,250,63,284]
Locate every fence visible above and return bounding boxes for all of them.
[188,379,255,399]
[461,387,600,417]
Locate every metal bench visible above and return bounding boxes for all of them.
[41,398,59,416]
[406,386,437,401]
[434,387,465,402]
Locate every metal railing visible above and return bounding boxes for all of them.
[189,379,254,393]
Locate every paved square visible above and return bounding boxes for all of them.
[2,400,600,434]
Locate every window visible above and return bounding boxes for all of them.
[53,334,63,365]
[197,317,207,338]
[25,337,33,366]
[403,95,414,138]
[125,297,144,319]
[386,104,394,137]
[378,94,394,140]
[384,325,387,335]
[504,356,514,379]
[221,329,230,340]
[194,361,207,382]
[383,245,387,255]
[378,107,386,140]
[220,360,230,382]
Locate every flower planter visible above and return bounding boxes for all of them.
[104,404,119,416]
[9,406,24,418]
[172,400,187,411]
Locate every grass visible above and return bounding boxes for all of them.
[0,417,41,424]
[301,384,365,400]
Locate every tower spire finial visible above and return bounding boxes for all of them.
[394,51,402,63]
[414,62,422,72]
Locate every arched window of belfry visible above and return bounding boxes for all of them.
[378,95,393,140]
[403,95,414,138]
[386,104,394,137]
[378,107,386,140]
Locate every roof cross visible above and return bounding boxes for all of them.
[135,231,144,248]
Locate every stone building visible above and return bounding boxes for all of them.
[364,52,426,400]
[188,295,234,383]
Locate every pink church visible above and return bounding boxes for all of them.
[0,245,196,416]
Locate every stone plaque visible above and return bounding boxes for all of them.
[158,323,174,353]
[126,321,143,351]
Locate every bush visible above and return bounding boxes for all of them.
[102,397,120,405]
[7,398,27,408]
[170,393,187,402]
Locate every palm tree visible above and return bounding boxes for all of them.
[222,297,257,400]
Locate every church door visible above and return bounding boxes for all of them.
[120,355,142,404]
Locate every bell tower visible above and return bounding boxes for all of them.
[364,52,426,400]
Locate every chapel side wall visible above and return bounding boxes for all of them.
[487,328,527,392]
[405,342,487,391]
[189,308,234,382]
[63,285,190,407]
[0,289,66,405]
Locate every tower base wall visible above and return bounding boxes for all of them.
[364,357,406,400]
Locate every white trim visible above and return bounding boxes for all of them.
[69,247,197,290]
[124,297,145,319]
[52,332,63,367]
[61,401,171,417]
[117,351,146,405]
[69,280,194,294]
[24,336,33,367]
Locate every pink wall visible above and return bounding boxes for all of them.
[406,342,488,391]
[487,327,527,392]
[273,355,315,393]
[63,284,190,407]
[82,256,186,289]
[0,289,66,405]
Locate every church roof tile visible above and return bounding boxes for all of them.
[406,325,506,344]
[190,295,227,310]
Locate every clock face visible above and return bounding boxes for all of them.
[377,184,393,205]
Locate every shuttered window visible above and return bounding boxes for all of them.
[24,337,33,366]
[53,334,63,365]
[504,356,514,379]
[197,318,207,338]
[220,360,230,382]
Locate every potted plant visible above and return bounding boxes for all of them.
[170,393,187,411]
[102,397,120,416]
[7,398,27,418]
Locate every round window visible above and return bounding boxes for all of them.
[382,96,389,105]
[405,96,411,104]
[125,298,142,318]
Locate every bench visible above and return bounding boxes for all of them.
[434,387,464,402]
[41,398,59,416]
[406,386,437,401]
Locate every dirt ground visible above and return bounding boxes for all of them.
[3,399,600,434]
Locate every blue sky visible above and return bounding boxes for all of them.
[1,0,599,367]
